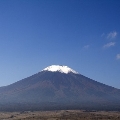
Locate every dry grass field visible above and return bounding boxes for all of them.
[0,110,120,120]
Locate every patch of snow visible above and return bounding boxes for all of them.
[42,65,78,74]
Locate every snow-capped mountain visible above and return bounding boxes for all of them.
[42,65,78,74]
[0,65,120,111]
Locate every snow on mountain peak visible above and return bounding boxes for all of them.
[42,65,78,74]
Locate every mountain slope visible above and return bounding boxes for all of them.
[0,65,120,111]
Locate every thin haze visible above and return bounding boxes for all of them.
[0,0,120,89]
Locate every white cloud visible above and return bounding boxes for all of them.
[103,42,115,48]
[83,45,90,49]
[116,54,120,60]
[107,31,117,39]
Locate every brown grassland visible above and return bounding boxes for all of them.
[0,110,120,120]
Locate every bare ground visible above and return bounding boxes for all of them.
[0,110,120,120]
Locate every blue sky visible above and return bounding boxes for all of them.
[0,0,120,89]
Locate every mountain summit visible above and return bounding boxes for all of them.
[42,65,78,74]
[0,65,120,111]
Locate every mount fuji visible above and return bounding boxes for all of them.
[0,65,120,111]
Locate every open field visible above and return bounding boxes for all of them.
[0,110,120,120]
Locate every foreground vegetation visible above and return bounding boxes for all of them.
[0,110,120,120]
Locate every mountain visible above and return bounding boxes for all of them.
[0,65,120,111]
